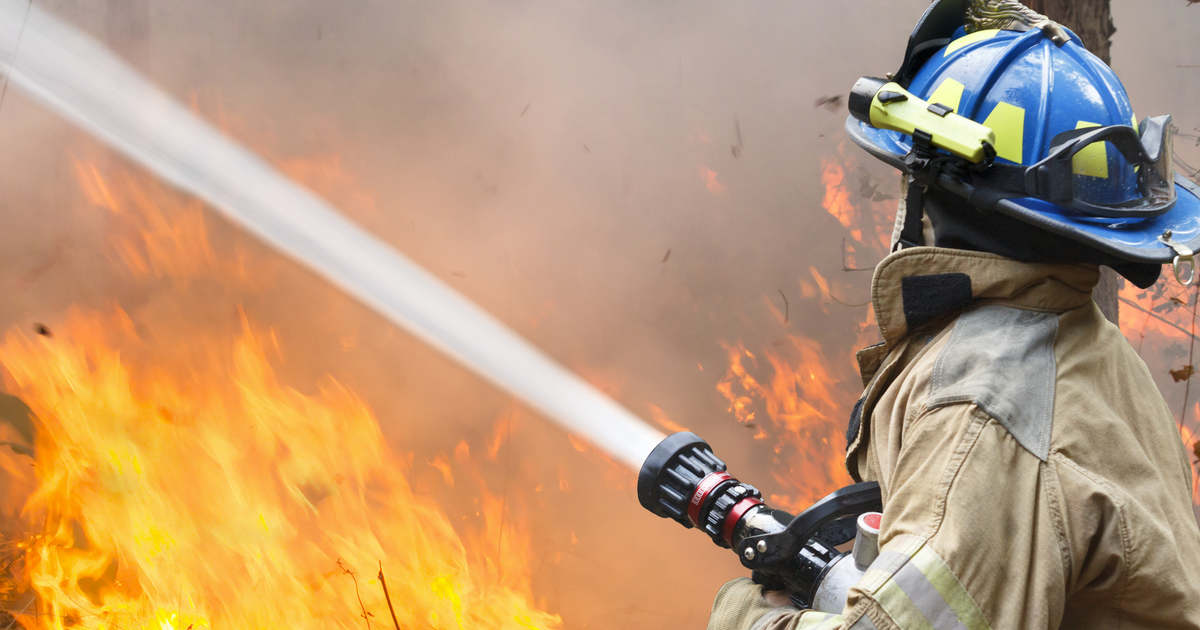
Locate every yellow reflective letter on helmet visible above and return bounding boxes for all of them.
[981,102,1026,164]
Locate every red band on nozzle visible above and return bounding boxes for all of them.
[688,471,733,527]
[722,497,763,546]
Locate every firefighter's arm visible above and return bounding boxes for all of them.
[707,402,1067,629]
[707,578,841,630]
[843,401,1068,628]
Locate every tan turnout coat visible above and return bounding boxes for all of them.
[709,247,1200,630]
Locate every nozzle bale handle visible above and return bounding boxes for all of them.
[849,76,996,164]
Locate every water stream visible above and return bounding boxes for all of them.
[0,0,664,470]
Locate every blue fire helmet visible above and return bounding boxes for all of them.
[846,2,1200,269]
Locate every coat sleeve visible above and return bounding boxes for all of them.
[707,402,1068,630]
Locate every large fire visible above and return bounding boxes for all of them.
[4,127,1194,628]
[0,159,561,629]
[1119,278,1200,506]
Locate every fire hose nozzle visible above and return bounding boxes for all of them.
[636,431,768,547]
[639,431,883,608]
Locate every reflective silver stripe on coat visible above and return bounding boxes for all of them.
[892,561,967,630]
[927,305,1058,460]
[861,539,992,630]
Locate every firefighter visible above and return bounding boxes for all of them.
[708,1,1200,628]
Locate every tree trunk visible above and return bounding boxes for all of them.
[1028,0,1116,64]
[1026,0,1121,325]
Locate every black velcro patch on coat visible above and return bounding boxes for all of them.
[845,396,864,449]
[901,273,972,331]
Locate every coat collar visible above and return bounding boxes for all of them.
[846,247,1101,479]
[870,247,1100,347]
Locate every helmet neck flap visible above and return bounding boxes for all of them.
[917,185,1162,288]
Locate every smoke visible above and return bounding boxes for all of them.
[0,0,1196,627]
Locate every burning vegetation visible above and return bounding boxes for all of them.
[3,134,1197,628]
[0,160,561,630]
[0,4,1196,625]
[709,145,894,513]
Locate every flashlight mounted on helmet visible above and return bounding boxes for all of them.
[848,76,996,166]
[638,432,882,610]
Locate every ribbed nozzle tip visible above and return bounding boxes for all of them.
[636,431,725,527]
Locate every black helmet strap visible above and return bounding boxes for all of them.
[896,130,979,250]
[894,0,969,87]
[898,176,928,250]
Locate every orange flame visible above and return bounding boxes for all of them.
[73,159,255,286]
[1181,417,1200,505]
[701,167,726,195]
[0,158,561,629]
[705,152,891,513]
[822,146,899,254]
[716,336,853,512]
[820,159,862,242]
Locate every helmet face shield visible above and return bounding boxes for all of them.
[1028,115,1176,218]
[1138,114,1177,207]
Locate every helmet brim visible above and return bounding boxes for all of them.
[845,116,1200,265]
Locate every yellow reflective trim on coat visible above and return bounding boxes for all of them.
[909,544,992,630]
[1072,121,1109,178]
[858,538,992,630]
[981,102,1026,163]
[945,29,1001,55]
[927,78,966,113]
[794,611,842,629]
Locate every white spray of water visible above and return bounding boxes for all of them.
[0,1,664,470]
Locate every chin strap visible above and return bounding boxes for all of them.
[896,175,927,251]
[895,128,995,251]
[894,130,941,251]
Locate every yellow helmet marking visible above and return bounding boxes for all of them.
[945,29,1001,56]
[1072,121,1109,178]
[981,102,1026,163]
[1131,114,1140,172]
[927,78,966,113]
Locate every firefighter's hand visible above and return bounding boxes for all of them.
[707,577,800,630]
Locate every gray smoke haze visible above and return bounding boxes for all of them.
[0,1,1196,628]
